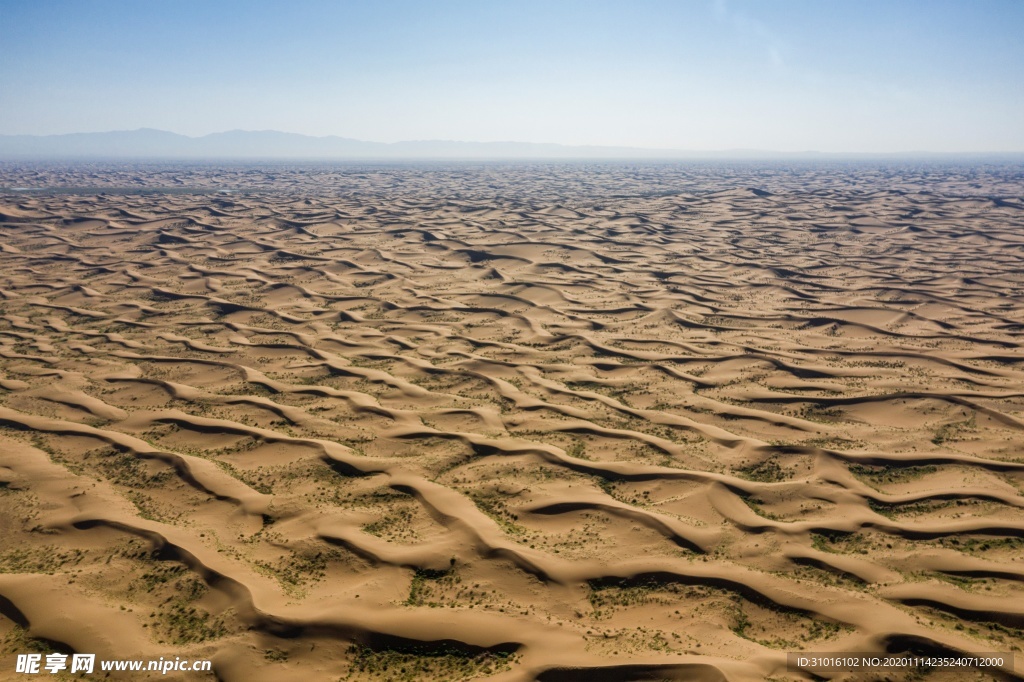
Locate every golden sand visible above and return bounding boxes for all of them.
[0,162,1022,680]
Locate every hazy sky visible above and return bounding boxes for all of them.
[2,0,1022,151]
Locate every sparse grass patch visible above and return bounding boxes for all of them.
[364,505,419,543]
[736,457,787,482]
[849,463,937,486]
[344,644,515,681]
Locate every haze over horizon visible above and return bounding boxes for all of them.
[4,127,1024,161]
[2,0,1023,153]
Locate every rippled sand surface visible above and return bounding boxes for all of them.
[1,162,1023,681]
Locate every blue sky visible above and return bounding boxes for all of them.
[1,0,1021,151]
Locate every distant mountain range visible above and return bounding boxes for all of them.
[0,129,1019,160]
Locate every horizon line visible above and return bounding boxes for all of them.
[1,128,1023,157]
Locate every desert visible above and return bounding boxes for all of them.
[0,160,1022,681]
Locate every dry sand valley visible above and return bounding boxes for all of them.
[0,161,1023,681]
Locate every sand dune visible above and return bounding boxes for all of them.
[0,161,1022,680]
